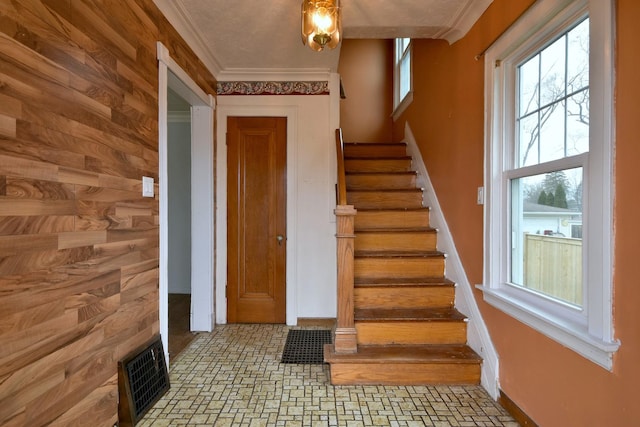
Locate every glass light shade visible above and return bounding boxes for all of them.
[301,0,342,51]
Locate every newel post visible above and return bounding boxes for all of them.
[334,204,358,353]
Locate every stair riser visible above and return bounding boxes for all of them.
[355,211,430,230]
[328,363,481,386]
[345,159,411,172]
[355,258,444,280]
[344,144,407,158]
[355,232,436,252]
[348,192,423,209]
[356,322,467,345]
[346,174,416,190]
[354,287,454,310]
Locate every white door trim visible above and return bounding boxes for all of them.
[216,104,299,326]
[157,42,215,362]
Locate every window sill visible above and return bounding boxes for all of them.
[392,91,413,122]
[476,284,620,370]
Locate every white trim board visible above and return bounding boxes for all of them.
[403,122,500,399]
[215,104,300,326]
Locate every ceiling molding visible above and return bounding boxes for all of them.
[217,68,333,83]
[153,0,223,77]
[436,0,495,44]
[155,0,494,72]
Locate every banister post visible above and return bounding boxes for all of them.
[334,204,358,353]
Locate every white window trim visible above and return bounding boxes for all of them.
[393,38,413,121]
[477,0,619,370]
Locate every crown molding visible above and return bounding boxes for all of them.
[153,0,223,77]
[435,0,494,44]
[217,68,333,82]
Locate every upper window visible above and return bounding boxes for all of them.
[393,38,413,120]
[516,18,589,168]
[480,0,618,369]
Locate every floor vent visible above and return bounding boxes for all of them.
[118,336,170,426]
[281,329,332,364]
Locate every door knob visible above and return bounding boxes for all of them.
[276,235,284,245]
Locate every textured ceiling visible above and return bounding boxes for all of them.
[154,0,493,77]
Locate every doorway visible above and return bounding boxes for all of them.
[167,89,193,359]
[226,117,287,323]
[158,42,215,363]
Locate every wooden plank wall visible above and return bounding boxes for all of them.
[0,1,216,425]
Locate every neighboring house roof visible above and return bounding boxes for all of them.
[523,201,581,215]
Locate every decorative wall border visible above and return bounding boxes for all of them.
[217,81,329,95]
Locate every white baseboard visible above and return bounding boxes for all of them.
[403,122,500,399]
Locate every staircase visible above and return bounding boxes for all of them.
[324,140,482,385]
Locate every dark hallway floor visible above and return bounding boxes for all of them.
[168,293,198,362]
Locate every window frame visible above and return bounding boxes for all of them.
[393,38,413,121]
[479,0,619,370]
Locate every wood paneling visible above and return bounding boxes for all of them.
[0,1,216,425]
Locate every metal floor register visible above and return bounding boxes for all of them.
[281,329,332,364]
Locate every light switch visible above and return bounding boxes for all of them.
[142,176,154,197]
[477,187,484,205]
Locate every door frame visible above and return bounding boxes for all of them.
[158,42,215,362]
[226,117,288,323]
[216,105,299,325]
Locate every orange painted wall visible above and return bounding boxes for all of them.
[393,0,640,425]
[338,39,393,142]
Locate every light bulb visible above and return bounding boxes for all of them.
[313,9,332,33]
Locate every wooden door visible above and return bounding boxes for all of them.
[227,117,287,323]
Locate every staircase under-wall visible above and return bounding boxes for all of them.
[324,140,482,385]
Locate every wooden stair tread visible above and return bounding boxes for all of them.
[356,227,436,233]
[355,250,444,258]
[345,142,407,145]
[348,188,422,193]
[355,307,466,322]
[328,137,481,385]
[345,156,412,160]
[324,344,481,364]
[346,171,417,176]
[354,277,454,286]
[357,207,429,211]
[355,208,430,215]
[347,187,419,192]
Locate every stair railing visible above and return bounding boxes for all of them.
[333,129,358,353]
[336,129,348,206]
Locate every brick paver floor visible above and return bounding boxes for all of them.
[139,324,517,427]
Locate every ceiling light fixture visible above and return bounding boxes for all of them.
[301,0,342,51]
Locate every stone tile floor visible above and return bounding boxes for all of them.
[139,324,517,427]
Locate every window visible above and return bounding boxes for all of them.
[393,38,413,120]
[511,17,588,308]
[480,0,618,369]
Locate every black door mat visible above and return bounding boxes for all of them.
[281,329,332,364]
